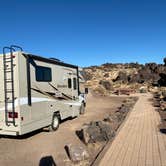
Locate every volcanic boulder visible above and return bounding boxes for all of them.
[99,80,112,90]
[80,121,114,144]
[65,144,89,162]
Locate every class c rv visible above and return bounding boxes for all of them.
[0,45,87,136]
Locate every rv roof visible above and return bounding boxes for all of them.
[23,53,78,69]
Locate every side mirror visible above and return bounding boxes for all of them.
[85,88,88,94]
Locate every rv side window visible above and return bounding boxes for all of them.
[73,78,77,90]
[36,66,52,82]
[68,78,72,88]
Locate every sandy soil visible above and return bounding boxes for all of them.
[0,93,126,166]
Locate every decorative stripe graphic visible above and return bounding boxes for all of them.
[0,97,54,111]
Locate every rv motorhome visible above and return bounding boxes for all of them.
[0,45,87,136]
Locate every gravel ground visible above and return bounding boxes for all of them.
[0,93,127,166]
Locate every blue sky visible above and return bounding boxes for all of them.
[0,0,166,67]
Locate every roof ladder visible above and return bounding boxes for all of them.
[3,47,16,126]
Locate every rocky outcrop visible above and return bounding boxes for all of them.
[83,57,166,95]
[99,80,112,90]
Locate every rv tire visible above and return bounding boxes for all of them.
[49,114,59,131]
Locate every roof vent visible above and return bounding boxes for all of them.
[49,58,61,62]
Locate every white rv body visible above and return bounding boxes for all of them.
[0,49,86,136]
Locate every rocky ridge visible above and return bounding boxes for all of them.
[83,59,166,95]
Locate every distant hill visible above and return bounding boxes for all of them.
[83,60,166,95]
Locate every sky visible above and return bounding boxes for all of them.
[0,0,166,67]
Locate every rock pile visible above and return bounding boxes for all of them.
[153,89,166,132]
[67,97,138,165]
[77,97,138,145]
[83,58,166,95]
[104,97,138,129]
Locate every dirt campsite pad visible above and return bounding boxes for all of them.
[0,93,133,166]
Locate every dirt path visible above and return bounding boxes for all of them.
[0,93,126,166]
[97,93,166,166]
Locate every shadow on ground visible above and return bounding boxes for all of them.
[0,117,77,139]
[39,156,56,166]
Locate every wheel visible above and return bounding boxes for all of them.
[80,103,85,114]
[49,114,59,131]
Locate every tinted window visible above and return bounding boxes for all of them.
[73,78,77,90]
[68,78,72,88]
[36,66,52,82]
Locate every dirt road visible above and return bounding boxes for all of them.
[0,93,126,166]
